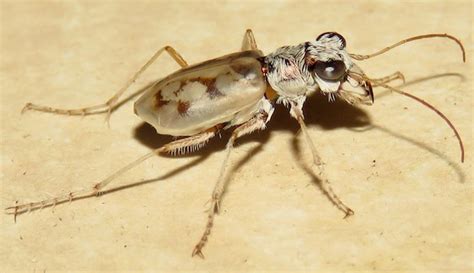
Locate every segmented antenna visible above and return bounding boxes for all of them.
[350,33,466,63]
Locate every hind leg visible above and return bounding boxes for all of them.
[192,101,274,258]
[23,46,189,124]
[6,126,219,221]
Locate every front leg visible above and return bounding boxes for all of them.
[289,99,354,218]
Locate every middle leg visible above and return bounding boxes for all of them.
[192,103,273,258]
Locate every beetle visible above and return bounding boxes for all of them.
[6,29,465,258]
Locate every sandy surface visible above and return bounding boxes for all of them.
[1,1,472,272]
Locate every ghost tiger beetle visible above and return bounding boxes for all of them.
[6,29,466,258]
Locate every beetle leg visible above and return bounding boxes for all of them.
[192,104,273,258]
[241,29,259,51]
[290,101,354,218]
[22,46,188,125]
[5,127,217,218]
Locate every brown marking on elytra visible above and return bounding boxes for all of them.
[153,91,170,109]
[189,77,223,99]
[177,100,190,115]
[197,77,215,87]
[207,86,223,99]
[172,81,184,97]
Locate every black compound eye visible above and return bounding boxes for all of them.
[312,60,346,81]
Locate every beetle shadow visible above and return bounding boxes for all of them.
[124,92,372,208]
[132,91,371,152]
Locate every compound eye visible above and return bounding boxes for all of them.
[313,60,346,81]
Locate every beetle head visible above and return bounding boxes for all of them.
[305,32,373,104]
[263,32,373,105]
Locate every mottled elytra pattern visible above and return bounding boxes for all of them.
[134,50,267,136]
[153,76,225,114]
[154,76,228,107]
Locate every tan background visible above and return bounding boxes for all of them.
[1,1,472,272]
